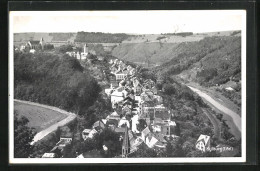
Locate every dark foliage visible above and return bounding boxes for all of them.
[75,32,133,43]
[14,111,36,158]
[43,44,54,50]
[58,44,74,53]
[14,51,101,115]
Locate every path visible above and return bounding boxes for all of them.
[201,108,220,140]
[187,86,241,132]
[14,99,77,145]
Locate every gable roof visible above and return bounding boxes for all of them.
[28,40,40,45]
[92,120,105,129]
[141,127,150,136]
[145,136,158,148]
[196,134,210,145]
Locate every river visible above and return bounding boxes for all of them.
[187,86,241,132]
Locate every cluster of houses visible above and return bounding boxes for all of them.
[96,58,181,156]
[66,43,105,62]
[42,57,211,158]
[16,37,45,54]
[42,132,73,158]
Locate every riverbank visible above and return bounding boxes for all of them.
[187,86,241,139]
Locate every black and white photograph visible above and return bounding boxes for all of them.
[9,10,246,163]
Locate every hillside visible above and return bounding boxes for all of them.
[111,31,240,67]
[154,35,241,86]
[14,51,101,115]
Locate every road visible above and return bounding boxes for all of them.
[201,108,220,140]
[14,99,77,145]
[187,86,241,132]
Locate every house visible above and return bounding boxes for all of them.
[118,117,130,128]
[141,127,151,143]
[122,105,132,115]
[76,52,81,60]
[225,87,235,91]
[151,86,158,95]
[195,134,211,152]
[110,82,119,89]
[111,89,124,105]
[82,128,98,140]
[122,89,129,97]
[154,140,166,149]
[134,95,141,104]
[134,84,142,95]
[77,149,104,158]
[129,68,136,75]
[145,135,158,148]
[152,121,174,136]
[140,107,155,119]
[154,104,166,111]
[27,39,43,50]
[97,56,104,61]
[153,95,163,105]
[102,119,107,125]
[127,65,133,71]
[29,49,36,54]
[130,138,143,153]
[119,80,126,87]
[106,119,119,130]
[105,88,114,96]
[92,120,105,130]
[56,137,72,147]
[153,133,167,144]
[20,45,26,51]
[106,111,121,120]
[115,71,128,81]
[42,153,56,158]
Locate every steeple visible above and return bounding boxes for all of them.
[122,127,130,157]
[83,43,88,54]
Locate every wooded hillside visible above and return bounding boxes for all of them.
[14,51,101,115]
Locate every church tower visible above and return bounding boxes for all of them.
[122,127,130,158]
[83,43,88,54]
[40,37,45,50]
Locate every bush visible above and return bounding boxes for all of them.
[58,44,74,53]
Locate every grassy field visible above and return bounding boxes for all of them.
[14,101,68,132]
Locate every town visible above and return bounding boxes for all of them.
[28,41,213,158]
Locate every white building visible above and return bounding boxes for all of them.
[111,90,124,105]
[145,136,158,148]
[42,153,56,158]
[82,129,98,141]
[195,134,211,152]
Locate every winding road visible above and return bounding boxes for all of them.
[187,86,241,132]
[14,99,77,145]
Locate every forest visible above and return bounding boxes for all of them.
[155,35,241,87]
[75,32,133,43]
[14,51,101,115]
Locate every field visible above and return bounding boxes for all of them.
[14,101,68,132]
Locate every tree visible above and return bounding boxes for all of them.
[44,44,54,50]
[162,83,176,95]
[136,119,147,132]
[14,112,36,158]
[58,44,73,53]
[74,128,121,158]
[128,143,157,157]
